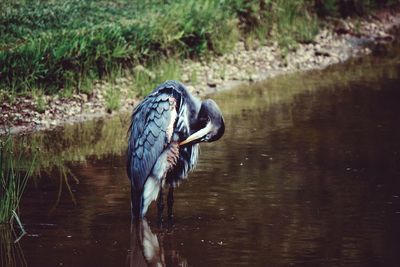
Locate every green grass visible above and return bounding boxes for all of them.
[33,91,47,113]
[273,1,319,50]
[105,85,121,113]
[189,68,199,83]
[132,59,182,97]
[0,0,397,99]
[1,225,27,266]
[0,0,237,95]
[0,136,35,228]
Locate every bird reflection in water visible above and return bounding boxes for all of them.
[128,219,187,267]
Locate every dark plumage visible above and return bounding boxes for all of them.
[127,80,224,220]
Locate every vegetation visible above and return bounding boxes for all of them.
[0,225,27,266]
[314,0,398,17]
[0,0,236,95]
[0,0,397,98]
[105,86,121,112]
[132,59,182,96]
[0,136,35,232]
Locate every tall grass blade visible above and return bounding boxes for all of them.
[0,135,35,230]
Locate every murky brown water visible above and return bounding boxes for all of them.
[3,41,400,266]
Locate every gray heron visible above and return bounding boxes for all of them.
[127,80,225,221]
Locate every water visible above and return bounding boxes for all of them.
[3,42,400,266]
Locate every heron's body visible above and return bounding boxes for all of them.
[127,81,224,220]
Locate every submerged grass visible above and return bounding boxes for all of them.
[0,136,35,228]
[0,225,27,267]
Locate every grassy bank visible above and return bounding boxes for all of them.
[0,0,397,99]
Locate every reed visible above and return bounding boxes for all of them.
[0,136,35,231]
[0,225,27,267]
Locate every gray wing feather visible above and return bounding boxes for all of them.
[127,92,175,192]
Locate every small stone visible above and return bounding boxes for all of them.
[364,47,371,54]
[41,120,50,128]
[181,73,189,82]
[249,74,258,82]
[207,81,217,88]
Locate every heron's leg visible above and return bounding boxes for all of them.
[130,187,135,222]
[157,186,164,223]
[167,186,174,220]
[130,186,141,223]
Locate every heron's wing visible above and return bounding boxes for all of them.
[127,91,178,192]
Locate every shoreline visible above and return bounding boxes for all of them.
[1,10,400,136]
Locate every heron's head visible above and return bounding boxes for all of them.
[180,99,224,146]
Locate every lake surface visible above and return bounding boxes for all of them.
[3,40,400,267]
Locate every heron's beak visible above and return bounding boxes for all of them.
[179,122,213,146]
